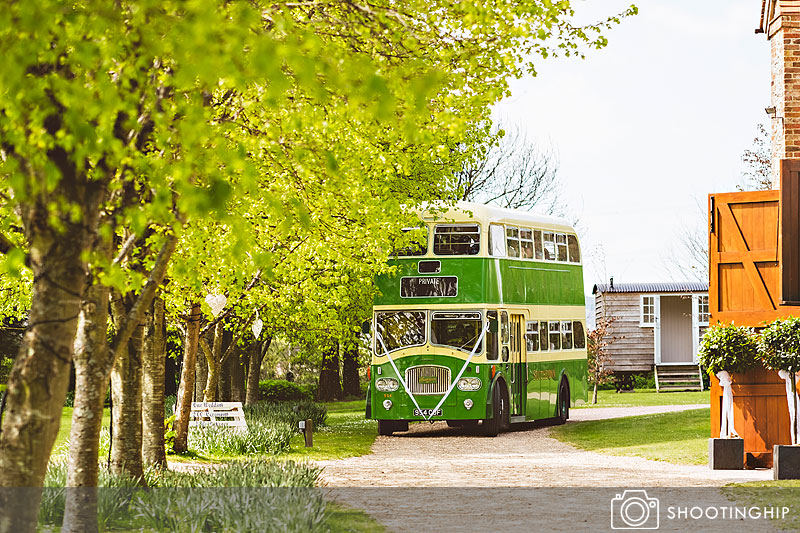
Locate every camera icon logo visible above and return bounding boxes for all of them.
[610,490,660,530]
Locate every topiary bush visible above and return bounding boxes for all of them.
[258,379,312,402]
[698,324,760,375]
[760,317,800,375]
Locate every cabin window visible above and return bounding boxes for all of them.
[534,230,543,260]
[489,224,506,257]
[375,311,426,353]
[539,321,548,351]
[486,311,499,360]
[433,224,480,256]
[506,227,520,257]
[698,295,709,324]
[556,234,568,262]
[549,321,561,350]
[567,235,581,263]
[502,346,509,362]
[561,320,573,350]
[525,321,539,352]
[431,311,483,353]
[520,229,534,259]
[641,295,656,326]
[500,311,509,344]
[543,232,556,261]
[573,321,586,349]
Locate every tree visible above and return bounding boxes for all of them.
[587,316,616,404]
[740,123,772,192]
[0,1,636,528]
[457,124,565,214]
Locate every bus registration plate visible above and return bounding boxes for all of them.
[413,408,442,417]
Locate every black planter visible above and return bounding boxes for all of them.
[773,445,800,480]
[709,438,744,470]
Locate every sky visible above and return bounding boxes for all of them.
[492,0,770,296]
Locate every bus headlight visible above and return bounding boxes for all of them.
[464,399,474,410]
[376,377,399,392]
[457,377,482,391]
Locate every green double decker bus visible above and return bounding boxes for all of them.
[366,202,588,436]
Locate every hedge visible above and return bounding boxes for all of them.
[258,379,312,402]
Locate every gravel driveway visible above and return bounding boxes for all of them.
[319,405,778,532]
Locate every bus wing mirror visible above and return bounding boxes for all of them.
[361,320,371,335]
[488,320,498,334]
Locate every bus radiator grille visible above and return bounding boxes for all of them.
[405,365,451,395]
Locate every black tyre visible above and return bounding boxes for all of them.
[483,383,507,437]
[556,379,570,425]
[377,420,408,436]
[446,420,479,428]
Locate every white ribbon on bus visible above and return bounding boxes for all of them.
[376,322,490,422]
[778,370,800,445]
[716,371,739,438]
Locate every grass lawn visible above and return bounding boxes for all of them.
[551,408,710,465]
[723,481,800,531]
[52,407,111,455]
[576,389,709,409]
[285,400,376,461]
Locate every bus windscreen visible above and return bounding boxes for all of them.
[431,311,483,353]
[376,311,426,353]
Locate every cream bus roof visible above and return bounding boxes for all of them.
[419,201,575,233]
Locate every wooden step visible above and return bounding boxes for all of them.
[655,364,704,393]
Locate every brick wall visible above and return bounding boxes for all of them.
[766,3,800,187]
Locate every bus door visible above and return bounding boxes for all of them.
[509,314,526,416]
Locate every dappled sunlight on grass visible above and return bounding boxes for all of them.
[577,389,709,409]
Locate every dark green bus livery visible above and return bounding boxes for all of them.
[367,202,588,436]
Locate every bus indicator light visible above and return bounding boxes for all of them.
[491,365,496,379]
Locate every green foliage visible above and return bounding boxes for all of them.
[40,461,143,529]
[62,390,74,408]
[258,379,312,402]
[759,317,800,374]
[40,459,328,532]
[698,323,760,375]
[188,421,295,456]
[164,414,176,450]
[245,400,327,430]
[633,372,656,390]
[0,384,5,395]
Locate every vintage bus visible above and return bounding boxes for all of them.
[366,202,587,436]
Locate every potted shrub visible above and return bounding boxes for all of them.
[759,317,800,479]
[698,323,760,470]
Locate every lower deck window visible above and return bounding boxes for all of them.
[431,311,483,353]
[525,321,539,352]
[549,321,561,350]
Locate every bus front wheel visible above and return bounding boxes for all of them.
[378,420,408,436]
[483,384,507,437]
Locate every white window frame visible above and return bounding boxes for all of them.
[640,295,656,327]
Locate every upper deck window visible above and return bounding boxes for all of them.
[520,229,533,259]
[567,235,581,263]
[543,232,556,261]
[392,227,428,257]
[506,227,520,257]
[433,224,480,256]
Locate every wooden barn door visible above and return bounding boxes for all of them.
[708,190,780,324]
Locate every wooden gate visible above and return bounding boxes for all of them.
[708,189,782,324]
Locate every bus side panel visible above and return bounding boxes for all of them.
[527,358,588,419]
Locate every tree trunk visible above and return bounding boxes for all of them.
[109,304,145,481]
[0,200,99,530]
[341,345,361,398]
[230,349,246,403]
[245,337,270,405]
[173,303,201,453]
[141,296,166,468]
[194,349,207,403]
[592,381,599,405]
[203,322,223,402]
[62,280,111,533]
[317,340,342,402]
[220,346,233,402]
